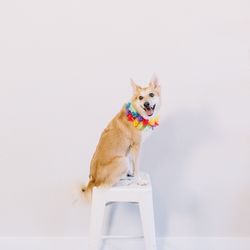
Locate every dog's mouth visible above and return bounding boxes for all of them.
[142,104,156,117]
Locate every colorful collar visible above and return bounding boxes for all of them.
[125,102,159,130]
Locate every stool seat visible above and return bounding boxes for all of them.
[88,172,157,250]
[95,172,152,202]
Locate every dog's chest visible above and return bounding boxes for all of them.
[130,126,154,144]
[141,128,154,142]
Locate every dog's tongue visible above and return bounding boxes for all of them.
[146,108,154,116]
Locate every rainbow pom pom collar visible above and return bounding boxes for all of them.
[125,102,159,130]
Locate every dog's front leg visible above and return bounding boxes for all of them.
[130,143,140,177]
[130,144,148,185]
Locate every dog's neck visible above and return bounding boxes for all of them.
[125,102,159,131]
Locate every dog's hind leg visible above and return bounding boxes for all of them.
[97,156,128,188]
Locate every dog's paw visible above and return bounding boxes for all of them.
[119,177,134,186]
[136,177,148,186]
[123,179,134,186]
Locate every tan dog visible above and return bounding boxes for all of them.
[82,77,161,199]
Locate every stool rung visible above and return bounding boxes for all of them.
[102,235,144,240]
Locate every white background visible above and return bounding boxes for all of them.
[0,0,250,240]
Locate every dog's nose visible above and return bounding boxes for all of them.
[144,102,150,108]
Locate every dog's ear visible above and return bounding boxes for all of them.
[149,74,160,90]
[130,79,141,93]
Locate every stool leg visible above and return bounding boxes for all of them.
[139,193,157,250]
[88,190,106,250]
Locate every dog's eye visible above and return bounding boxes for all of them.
[149,93,154,97]
[138,96,144,100]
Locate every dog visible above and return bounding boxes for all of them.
[82,77,161,200]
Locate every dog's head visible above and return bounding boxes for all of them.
[131,76,161,119]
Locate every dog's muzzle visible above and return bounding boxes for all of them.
[143,103,156,116]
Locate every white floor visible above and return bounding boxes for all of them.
[0,237,250,250]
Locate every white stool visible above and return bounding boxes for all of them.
[88,172,157,250]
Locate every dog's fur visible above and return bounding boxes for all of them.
[82,77,161,200]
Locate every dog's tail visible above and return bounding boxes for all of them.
[72,178,95,204]
[81,179,95,201]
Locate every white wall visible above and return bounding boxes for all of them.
[0,0,250,240]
